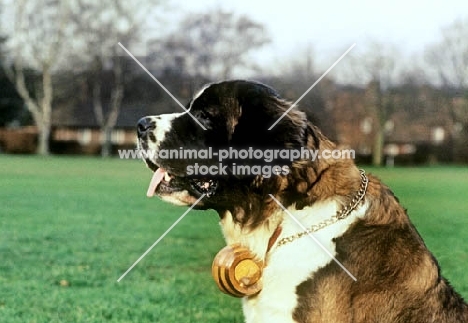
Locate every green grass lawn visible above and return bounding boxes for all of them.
[0,155,467,322]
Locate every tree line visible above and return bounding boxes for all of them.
[0,0,467,165]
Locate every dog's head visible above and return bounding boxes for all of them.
[137,80,336,226]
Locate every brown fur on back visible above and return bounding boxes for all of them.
[292,170,468,323]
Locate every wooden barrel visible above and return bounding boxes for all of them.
[212,244,263,297]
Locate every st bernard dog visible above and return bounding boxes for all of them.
[137,80,468,322]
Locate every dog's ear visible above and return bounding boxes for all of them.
[270,102,308,148]
[189,83,243,145]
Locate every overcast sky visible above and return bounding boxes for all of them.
[171,0,468,78]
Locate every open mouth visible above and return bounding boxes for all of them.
[146,167,174,197]
[146,166,219,198]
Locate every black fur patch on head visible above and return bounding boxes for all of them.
[139,80,325,227]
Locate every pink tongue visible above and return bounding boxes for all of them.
[146,168,166,197]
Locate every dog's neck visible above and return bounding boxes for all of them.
[219,208,284,261]
[220,170,368,262]
[274,170,368,248]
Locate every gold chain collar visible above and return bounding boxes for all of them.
[276,169,369,248]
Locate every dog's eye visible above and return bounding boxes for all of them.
[192,106,222,129]
[196,106,220,121]
[194,110,209,121]
[193,110,212,128]
[199,111,210,119]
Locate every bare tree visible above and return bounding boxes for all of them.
[346,41,399,166]
[425,18,468,88]
[159,8,270,83]
[2,0,70,155]
[2,0,160,156]
[268,45,336,139]
[425,18,468,162]
[70,0,161,157]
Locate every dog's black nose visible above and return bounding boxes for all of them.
[137,117,155,138]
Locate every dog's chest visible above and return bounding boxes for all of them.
[240,200,367,323]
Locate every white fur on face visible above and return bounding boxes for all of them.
[143,112,184,153]
[143,84,211,160]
